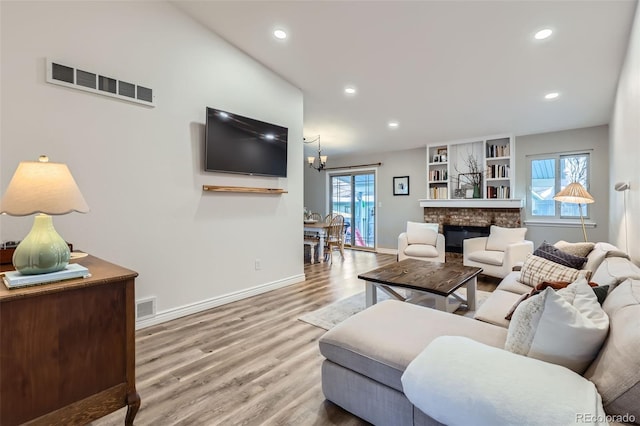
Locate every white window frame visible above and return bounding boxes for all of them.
[527,151,591,221]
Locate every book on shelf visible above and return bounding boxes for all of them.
[487,164,510,179]
[486,144,510,158]
[2,263,91,289]
[429,187,448,199]
[486,185,511,199]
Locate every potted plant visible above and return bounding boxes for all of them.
[456,154,484,198]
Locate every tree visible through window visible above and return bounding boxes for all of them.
[529,153,590,218]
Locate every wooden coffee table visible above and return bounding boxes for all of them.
[358,259,482,312]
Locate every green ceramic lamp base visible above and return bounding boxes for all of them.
[12,214,70,275]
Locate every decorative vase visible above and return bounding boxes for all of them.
[473,184,481,198]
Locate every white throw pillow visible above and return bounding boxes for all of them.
[402,336,608,426]
[485,225,527,251]
[505,278,609,373]
[406,222,438,246]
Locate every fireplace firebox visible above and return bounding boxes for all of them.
[443,225,491,253]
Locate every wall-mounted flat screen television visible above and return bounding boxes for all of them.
[205,107,288,177]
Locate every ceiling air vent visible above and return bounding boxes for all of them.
[46,58,155,107]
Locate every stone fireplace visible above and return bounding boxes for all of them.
[418,199,524,257]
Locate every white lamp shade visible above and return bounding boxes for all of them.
[0,160,90,216]
[553,182,594,205]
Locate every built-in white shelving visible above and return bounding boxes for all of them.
[425,134,515,200]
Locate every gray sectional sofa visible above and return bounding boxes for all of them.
[319,242,640,425]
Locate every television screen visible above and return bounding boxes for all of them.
[205,107,288,177]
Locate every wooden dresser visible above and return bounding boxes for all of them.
[0,255,140,425]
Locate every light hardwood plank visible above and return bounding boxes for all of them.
[92,251,496,426]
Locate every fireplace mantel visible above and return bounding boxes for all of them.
[418,199,523,208]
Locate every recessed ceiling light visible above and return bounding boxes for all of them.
[544,92,560,100]
[344,87,356,95]
[388,121,399,129]
[273,29,287,40]
[534,28,553,40]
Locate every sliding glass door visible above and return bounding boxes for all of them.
[329,171,376,250]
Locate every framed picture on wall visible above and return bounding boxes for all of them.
[393,176,410,196]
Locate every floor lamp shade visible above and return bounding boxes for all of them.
[0,157,89,274]
[553,182,594,242]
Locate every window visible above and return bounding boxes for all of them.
[529,152,590,219]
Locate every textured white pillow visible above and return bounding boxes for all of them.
[402,336,608,426]
[485,225,527,251]
[505,278,609,373]
[406,222,438,246]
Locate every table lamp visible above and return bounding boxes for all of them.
[0,156,89,275]
[553,182,594,242]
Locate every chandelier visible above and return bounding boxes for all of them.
[304,135,327,171]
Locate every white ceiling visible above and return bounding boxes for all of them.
[174,0,637,157]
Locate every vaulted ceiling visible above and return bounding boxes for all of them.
[174,0,637,156]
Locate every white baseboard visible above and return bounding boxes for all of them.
[376,247,398,255]
[135,273,305,330]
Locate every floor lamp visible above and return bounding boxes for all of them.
[553,182,594,242]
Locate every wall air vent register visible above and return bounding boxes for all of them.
[46,59,155,107]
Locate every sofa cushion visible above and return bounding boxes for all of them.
[402,336,608,426]
[404,244,439,258]
[583,242,621,273]
[533,241,588,269]
[467,250,504,266]
[497,271,535,295]
[554,240,595,257]
[584,278,640,421]
[485,225,527,252]
[406,222,438,246]
[520,254,591,287]
[590,256,640,290]
[473,289,523,328]
[505,278,609,373]
[318,300,508,392]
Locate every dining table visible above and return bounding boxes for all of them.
[304,221,331,262]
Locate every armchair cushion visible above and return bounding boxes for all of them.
[533,241,588,269]
[402,336,608,426]
[467,250,504,266]
[505,278,609,374]
[404,244,439,258]
[485,225,527,252]
[406,221,438,246]
[520,254,592,287]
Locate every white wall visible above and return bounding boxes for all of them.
[610,2,640,262]
[307,126,611,252]
[304,147,426,250]
[514,125,610,246]
[0,1,304,326]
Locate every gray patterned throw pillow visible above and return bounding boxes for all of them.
[534,241,588,269]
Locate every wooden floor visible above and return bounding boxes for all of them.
[93,251,497,426]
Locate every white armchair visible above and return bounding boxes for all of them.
[463,225,533,278]
[398,222,445,263]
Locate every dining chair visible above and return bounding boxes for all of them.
[309,212,322,222]
[324,214,345,265]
